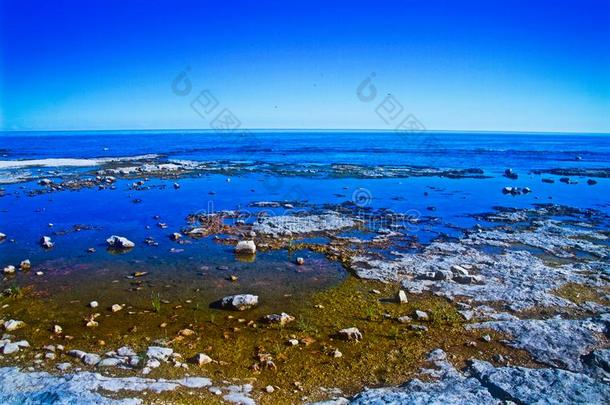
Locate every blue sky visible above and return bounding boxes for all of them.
[1,0,609,132]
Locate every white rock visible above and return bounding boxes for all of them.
[146,346,173,361]
[106,235,135,249]
[19,260,31,270]
[40,236,54,249]
[3,343,19,354]
[220,294,259,311]
[235,240,256,254]
[111,304,123,313]
[189,353,213,366]
[4,319,25,331]
[338,327,363,341]
[263,313,295,326]
[117,346,136,357]
[415,310,429,321]
[396,290,408,304]
[89,301,99,308]
[3,265,15,274]
[56,362,71,371]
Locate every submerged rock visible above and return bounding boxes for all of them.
[220,294,259,311]
[19,260,31,271]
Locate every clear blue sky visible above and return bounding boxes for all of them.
[1,0,609,132]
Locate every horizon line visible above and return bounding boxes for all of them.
[1,128,610,136]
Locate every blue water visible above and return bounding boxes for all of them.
[0,130,609,303]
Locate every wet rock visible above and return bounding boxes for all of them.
[235,240,256,254]
[262,313,295,326]
[0,232,5,240]
[38,178,53,186]
[106,235,135,249]
[337,327,363,341]
[503,168,518,179]
[220,294,259,311]
[170,232,182,241]
[111,304,123,313]
[19,260,31,271]
[40,236,54,249]
[296,257,305,265]
[3,265,15,274]
[253,212,356,236]
[4,320,25,331]
[189,353,213,366]
[587,179,598,185]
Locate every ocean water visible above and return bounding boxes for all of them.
[0,130,609,311]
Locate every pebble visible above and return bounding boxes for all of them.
[265,385,275,393]
[19,259,31,271]
[288,339,299,346]
[111,304,123,313]
[332,349,343,358]
[296,257,305,265]
[410,324,429,332]
[40,236,54,249]
[415,310,429,321]
[3,342,19,354]
[53,325,63,334]
[397,316,412,324]
[482,334,492,342]
[3,265,15,274]
[89,301,99,308]
[56,362,71,371]
[189,353,213,366]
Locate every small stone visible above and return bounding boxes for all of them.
[451,265,469,276]
[338,327,363,341]
[87,248,96,253]
[296,257,305,265]
[117,346,136,357]
[410,324,429,332]
[265,385,275,393]
[98,358,123,367]
[3,343,19,354]
[396,290,408,304]
[170,232,182,241]
[4,319,25,331]
[371,289,381,295]
[36,271,44,276]
[415,310,429,321]
[82,353,101,366]
[397,316,412,324]
[111,304,123,313]
[53,325,63,334]
[235,240,256,254]
[40,236,54,249]
[56,362,71,371]
[179,328,195,337]
[288,339,299,346]
[173,183,180,189]
[19,260,31,271]
[332,349,343,358]
[263,313,295,326]
[86,320,99,328]
[228,275,238,282]
[189,353,212,366]
[3,265,15,274]
[89,301,99,308]
[482,334,492,342]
